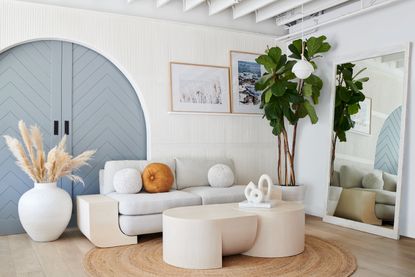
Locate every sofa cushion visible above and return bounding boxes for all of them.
[383,172,397,192]
[119,214,162,236]
[113,168,142,194]
[339,165,365,189]
[375,204,395,221]
[351,188,396,205]
[107,190,201,216]
[175,157,236,189]
[208,164,234,188]
[102,159,176,194]
[362,172,384,190]
[375,190,396,205]
[182,185,246,205]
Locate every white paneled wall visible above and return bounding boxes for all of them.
[0,0,279,187]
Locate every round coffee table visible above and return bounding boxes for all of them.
[162,201,304,269]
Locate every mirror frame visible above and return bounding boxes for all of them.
[323,43,411,239]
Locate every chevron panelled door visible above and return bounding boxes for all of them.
[0,40,147,234]
[0,41,63,235]
[69,43,147,197]
[374,106,402,175]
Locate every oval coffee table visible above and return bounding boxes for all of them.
[162,201,304,269]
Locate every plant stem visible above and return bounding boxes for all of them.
[330,133,338,180]
[277,134,282,185]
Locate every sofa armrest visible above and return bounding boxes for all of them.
[327,186,343,216]
[334,189,382,225]
[77,194,137,247]
[99,169,105,194]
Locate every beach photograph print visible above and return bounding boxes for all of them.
[170,62,230,113]
[230,51,264,114]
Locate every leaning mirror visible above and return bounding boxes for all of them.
[323,44,410,239]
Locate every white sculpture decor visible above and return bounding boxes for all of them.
[239,174,279,208]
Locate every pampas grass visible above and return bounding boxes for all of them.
[4,120,96,184]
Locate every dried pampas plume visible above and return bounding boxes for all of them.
[4,120,96,184]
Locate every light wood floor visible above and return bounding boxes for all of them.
[1,216,414,277]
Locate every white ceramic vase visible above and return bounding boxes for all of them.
[276,185,306,202]
[18,182,72,242]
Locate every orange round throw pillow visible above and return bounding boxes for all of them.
[142,163,174,193]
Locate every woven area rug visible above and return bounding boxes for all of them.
[83,235,357,277]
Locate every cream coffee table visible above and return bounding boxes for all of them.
[163,201,304,269]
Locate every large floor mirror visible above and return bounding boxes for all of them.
[323,44,411,239]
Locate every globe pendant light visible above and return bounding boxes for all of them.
[292,4,314,80]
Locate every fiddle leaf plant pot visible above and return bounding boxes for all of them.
[255,36,331,201]
[18,182,72,242]
[4,121,95,242]
[277,185,307,202]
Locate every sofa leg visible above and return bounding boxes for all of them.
[77,195,137,247]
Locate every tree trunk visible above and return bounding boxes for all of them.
[277,134,282,185]
[330,133,338,180]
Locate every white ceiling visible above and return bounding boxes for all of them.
[16,0,398,38]
[17,0,286,36]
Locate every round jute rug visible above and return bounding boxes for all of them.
[83,235,357,277]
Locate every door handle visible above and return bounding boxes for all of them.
[64,121,70,135]
[54,121,59,135]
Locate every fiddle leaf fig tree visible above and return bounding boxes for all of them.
[331,63,369,175]
[255,36,331,186]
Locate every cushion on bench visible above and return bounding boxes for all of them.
[102,159,176,194]
[175,157,236,189]
[182,185,246,205]
[107,190,201,216]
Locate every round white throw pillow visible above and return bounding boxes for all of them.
[208,164,234,188]
[113,168,142,194]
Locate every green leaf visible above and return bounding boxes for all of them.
[318,42,331,53]
[352,67,367,80]
[348,103,360,115]
[296,103,308,118]
[268,47,282,65]
[288,39,302,59]
[306,37,323,57]
[356,77,369,83]
[272,120,284,136]
[271,81,286,97]
[255,73,273,91]
[304,100,318,124]
[283,105,298,125]
[305,74,323,90]
[346,80,360,93]
[287,90,304,104]
[264,90,272,103]
[338,87,351,102]
[264,102,280,120]
[256,55,276,73]
[303,83,313,97]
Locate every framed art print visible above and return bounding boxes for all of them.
[170,62,230,113]
[230,51,265,114]
[351,97,372,135]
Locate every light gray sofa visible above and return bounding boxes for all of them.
[99,157,246,236]
[329,165,397,225]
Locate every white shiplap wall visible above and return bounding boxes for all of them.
[0,0,280,188]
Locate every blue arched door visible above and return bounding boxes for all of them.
[0,40,147,235]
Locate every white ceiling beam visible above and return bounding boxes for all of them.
[232,0,278,19]
[276,0,350,26]
[208,0,239,15]
[156,0,173,8]
[255,0,314,23]
[183,0,206,11]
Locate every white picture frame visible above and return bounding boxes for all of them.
[230,51,265,114]
[351,97,372,135]
[170,62,230,113]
